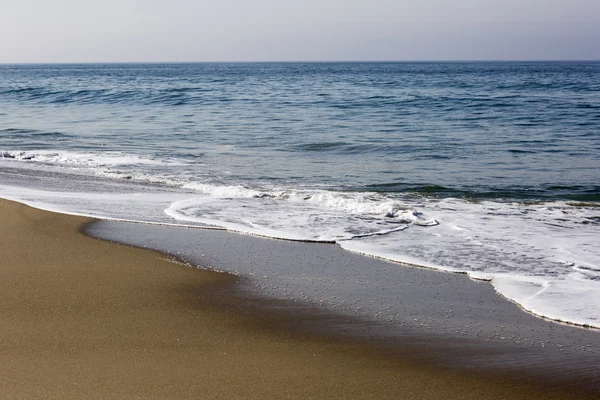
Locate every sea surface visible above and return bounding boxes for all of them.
[1,62,599,328]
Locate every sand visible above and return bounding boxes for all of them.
[0,199,597,399]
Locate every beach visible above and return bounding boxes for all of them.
[0,198,598,399]
[2,62,599,331]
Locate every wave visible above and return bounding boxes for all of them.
[363,182,600,202]
[165,188,438,242]
[507,149,536,154]
[0,149,186,168]
[292,142,350,152]
[1,150,36,160]
[1,87,110,104]
[0,86,207,106]
[0,128,72,139]
[182,183,437,226]
[285,142,388,155]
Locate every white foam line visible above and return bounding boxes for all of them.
[489,280,600,331]
[0,194,226,231]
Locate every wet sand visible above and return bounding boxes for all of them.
[0,199,597,399]
[88,218,600,390]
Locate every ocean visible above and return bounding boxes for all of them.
[1,62,599,328]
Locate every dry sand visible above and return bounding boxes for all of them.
[0,199,596,399]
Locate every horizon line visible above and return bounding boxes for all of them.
[1,59,600,66]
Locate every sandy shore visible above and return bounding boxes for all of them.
[0,199,597,399]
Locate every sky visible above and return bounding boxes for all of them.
[1,0,599,62]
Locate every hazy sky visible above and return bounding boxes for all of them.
[1,0,599,62]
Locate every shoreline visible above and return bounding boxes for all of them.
[7,191,599,331]
[1,198,599,398]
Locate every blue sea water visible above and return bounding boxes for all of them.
[1,62,599,327]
